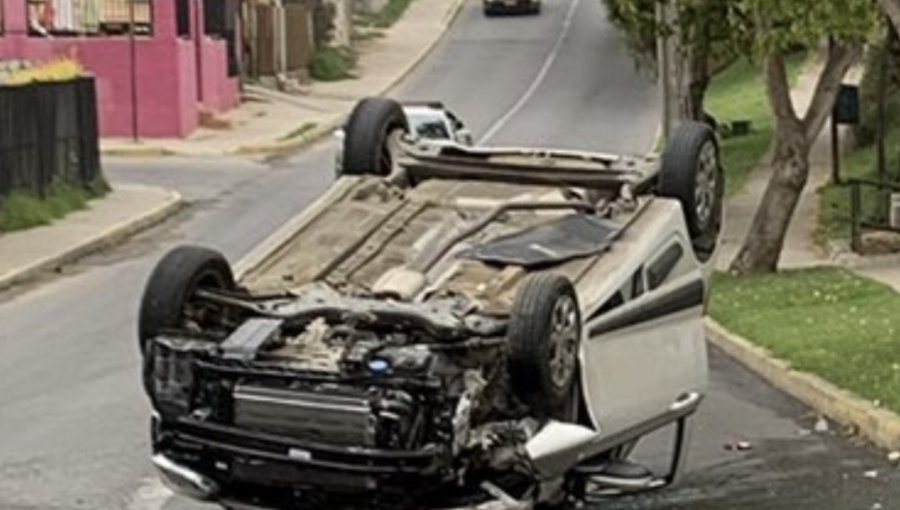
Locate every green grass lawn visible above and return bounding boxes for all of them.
[816,125,900,244]
[710,267,900,414]
[706,53,807,196]
[0,182,109,233]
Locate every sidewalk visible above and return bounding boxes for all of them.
[0,184,181,291]
[717,56,864,270]
[101,0,466,158]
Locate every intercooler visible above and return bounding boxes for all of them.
[232,385,377,447]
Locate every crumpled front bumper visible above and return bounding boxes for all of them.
[152,415,452,507]
[152,453,220,500]
[153,451,534,510]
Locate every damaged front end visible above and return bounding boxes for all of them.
[145,287,559,510]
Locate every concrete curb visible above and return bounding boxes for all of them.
[231,116,345,158]
[100,144,175,158]
[104,0,469,160]
[0,188,184,292]
[706,317,900,451]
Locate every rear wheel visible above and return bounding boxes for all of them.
[508,274,581,418]
[340,97,409,177]
[658,121,723,262]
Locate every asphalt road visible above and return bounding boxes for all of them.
[0,1,897,509]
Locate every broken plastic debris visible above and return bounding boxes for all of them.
[872,503,883,510]
[814,417,830,433]
[863,470,879,479]
[888,451,900,464]
[724,440,753,451]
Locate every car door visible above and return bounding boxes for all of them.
[578,213,708,438]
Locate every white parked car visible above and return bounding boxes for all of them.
[139,97,723,510]
[334,101,473,176]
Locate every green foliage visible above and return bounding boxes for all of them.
[604,0,876,69]
[0,183,108,233]
[855,33,900,147]
[309,46,357,82]
[356,0,414,29]
[603,0,734,70]
[732,0,878,56]
[711,267,900,414]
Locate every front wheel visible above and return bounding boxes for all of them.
[508,274,582,418]
[138,245,235,354]
[658,122,723,263]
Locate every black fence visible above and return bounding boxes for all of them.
[0,77,102,201]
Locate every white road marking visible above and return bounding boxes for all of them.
[126,477,174,510]
[477,0,582,144]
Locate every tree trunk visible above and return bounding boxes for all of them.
[678,4,712,122]
[879,0,900,37]
[730,44,861,275]
[681,35,711,121]
[730,120,810,273]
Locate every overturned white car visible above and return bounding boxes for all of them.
[139,97,723,510]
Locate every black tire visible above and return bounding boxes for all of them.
[508,274,582,418]
[138,245,234,353]
[658,121,723,262]
[341,97,409,177]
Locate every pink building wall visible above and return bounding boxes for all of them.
[0,0,238,137]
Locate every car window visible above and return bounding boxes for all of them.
[647,243,684,290]
[406,111,452,140]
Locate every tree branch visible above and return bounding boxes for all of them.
[764,53,798,128]
[801,41,863,143]
[879,0,900,37]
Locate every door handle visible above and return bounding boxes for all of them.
[670,392,701,413]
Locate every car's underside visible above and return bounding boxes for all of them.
[141,99,722,510]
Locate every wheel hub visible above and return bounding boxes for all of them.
[694,141,718,228]
[549,295,579,388]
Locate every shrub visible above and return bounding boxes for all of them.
[309,46,357,81]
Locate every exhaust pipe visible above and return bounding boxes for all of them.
[152,454,219,500]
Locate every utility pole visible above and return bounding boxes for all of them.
[657,0,672,143]
[829,36,841,185]
[129,0,139,142]
[656,0,679,144]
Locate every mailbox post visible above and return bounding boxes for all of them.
[831,83,860,185]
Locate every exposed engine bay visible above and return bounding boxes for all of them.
[148,291,560,508]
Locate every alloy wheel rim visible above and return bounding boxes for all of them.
[694,141,718,229]
[548,295,579,389]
